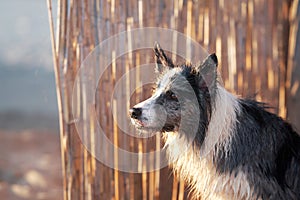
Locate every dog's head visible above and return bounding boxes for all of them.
[130,43,218,144]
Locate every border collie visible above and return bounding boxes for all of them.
[129,43,300,200]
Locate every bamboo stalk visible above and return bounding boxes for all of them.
[171,176,179,200]
[287,0,299,91]
[154,133,160,200]
[113,99,120,200]
[46,1,67,199]
[178,181,185,200]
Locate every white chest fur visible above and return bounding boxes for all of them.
[164,133,253,200]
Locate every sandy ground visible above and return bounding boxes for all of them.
[0,130,63,200]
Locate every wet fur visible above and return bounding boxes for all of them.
[130,44,300,199]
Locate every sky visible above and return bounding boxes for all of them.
[0,0,58,129]
[0,0,55,71]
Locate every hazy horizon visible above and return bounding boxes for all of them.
[0,0,59,130]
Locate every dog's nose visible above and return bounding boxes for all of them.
[129,107,142,119]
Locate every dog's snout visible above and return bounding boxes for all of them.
[129,107,142,119]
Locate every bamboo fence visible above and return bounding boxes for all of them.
[47,0,300,199]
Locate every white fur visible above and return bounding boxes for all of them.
[163,85,255,200]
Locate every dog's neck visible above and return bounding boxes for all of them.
[163,84,240,156]
[201,85,240,156]
[162,85,252,199]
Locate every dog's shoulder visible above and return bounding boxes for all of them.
[229,98,300,199]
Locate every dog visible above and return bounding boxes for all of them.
[129,43,300,200]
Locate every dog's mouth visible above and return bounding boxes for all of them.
[131,118,177,133]
[130,118,145,128]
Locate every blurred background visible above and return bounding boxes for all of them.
[0,0,299,200]
[0,0,63,199]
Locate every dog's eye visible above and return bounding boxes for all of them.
[166,90,177,100]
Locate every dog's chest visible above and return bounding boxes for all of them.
[164,134,252,200]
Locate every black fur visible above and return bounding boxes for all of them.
[181,66,212,147]
[214,99,300,199]
[154,64,213,146]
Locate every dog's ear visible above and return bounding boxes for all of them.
[195,53,218,96]
[154,42,175,73]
